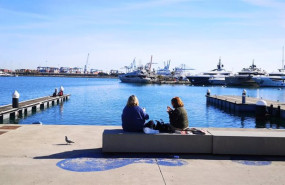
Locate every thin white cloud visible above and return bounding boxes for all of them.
[0,7,48,20]
[123,0,198,10]
[242,0,285,8]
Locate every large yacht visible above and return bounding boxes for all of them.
[119,70,155,83]
[253,69,285,87]
[253,47,285,87]
[225,61,266,86]
[186,58,232,85]
[119,56,156,83]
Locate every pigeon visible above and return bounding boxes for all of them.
[32,121,43,125]
[65,136,75,144]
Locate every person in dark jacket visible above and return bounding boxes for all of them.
[52,88,58,97]
[167,97,189,130]
[122,95,149,132]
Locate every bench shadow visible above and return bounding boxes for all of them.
[33,148,285,162]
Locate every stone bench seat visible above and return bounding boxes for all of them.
[102,128,285,156]
[102,129,213,154]
[209,129,285,156]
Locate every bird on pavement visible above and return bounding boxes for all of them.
[65,136,75,144]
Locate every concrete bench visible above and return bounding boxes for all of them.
[102,129,213,154]
[209,129,285,156]
[103,128,285,156]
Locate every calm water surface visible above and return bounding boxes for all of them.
[1,76,285,129]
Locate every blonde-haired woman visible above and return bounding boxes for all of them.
[122,95,149,132]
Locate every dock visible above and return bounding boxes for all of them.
[0,94,70,123]
[206,94,285,118]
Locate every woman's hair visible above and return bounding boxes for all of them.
[171,97,184,108]
[127,95,139,107]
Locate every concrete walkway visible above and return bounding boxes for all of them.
[0,125,285,185]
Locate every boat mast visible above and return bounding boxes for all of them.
[149,55,153,71]
[217,56,223,70]
[282,46,285,69]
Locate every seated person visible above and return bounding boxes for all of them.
[58,89,63,96]
[167,97,189,131]
[122,95,149,132]
[52,88,58,97]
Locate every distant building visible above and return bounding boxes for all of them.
[0,69,13,73]
[70,67,83,74]
[90,69,103,75]
[37,67,59,73]
[60,67,70,73]
[37,67,50,73]
[49,67,60,73]
[15,69,36,73]
[110,70,119,74]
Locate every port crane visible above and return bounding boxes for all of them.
[84,53,89,74]
[145,55,157,72]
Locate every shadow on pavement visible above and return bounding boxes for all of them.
[33,148,285,162]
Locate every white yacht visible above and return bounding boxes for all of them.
[119,56,156,83]
[253,47,285,87]
[119,70,155,83]
[0,71,14,77]
[186,58,232,85]
[225,61,266,86]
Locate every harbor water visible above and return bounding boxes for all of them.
[0,76,285,129]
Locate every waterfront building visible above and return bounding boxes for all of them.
[15,69,36,73]
[60,67,71,73]
[70,67,83,74]
[90,69,103,75]
[37,67,60,73]
[0,69,13,73]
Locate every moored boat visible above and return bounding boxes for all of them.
[119,56,156,83]
[225,61,266,87]
[253,47,285,87]
[119,70,155,83]
[0,71,14,77]
[186,58,232,86]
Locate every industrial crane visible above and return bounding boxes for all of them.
[84,53,89,74]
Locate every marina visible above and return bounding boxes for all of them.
[0,77,285,129]
[1,46,285,87]
[1,1,285,184]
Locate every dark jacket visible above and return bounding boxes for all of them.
[168,107,189,129]
[122,106,149,132]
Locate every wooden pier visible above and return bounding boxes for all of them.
[0,94,70,123]
[206,95,285,119]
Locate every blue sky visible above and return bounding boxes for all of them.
[0,0,284,73]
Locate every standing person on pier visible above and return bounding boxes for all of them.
[167,97,189,131]
[122,95,149,132]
